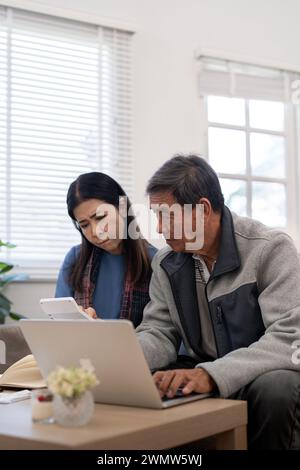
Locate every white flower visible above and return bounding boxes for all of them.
[47,362,99,399]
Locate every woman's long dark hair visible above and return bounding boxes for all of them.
[67,172,152,292]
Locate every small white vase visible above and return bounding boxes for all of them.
[53,390,94,427]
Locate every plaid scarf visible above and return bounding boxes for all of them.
[74,247,151,327]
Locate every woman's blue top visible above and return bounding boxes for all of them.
[55,245,157,319]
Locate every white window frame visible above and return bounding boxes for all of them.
[196,53,300,245]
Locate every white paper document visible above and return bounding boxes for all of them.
[0,389,31,404]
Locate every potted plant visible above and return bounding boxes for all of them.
[0,240,27,324]
[47,359,99,427]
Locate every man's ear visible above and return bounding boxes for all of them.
[198,198,212,218]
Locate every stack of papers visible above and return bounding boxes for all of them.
[0,389,31,404]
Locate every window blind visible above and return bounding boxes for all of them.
[197,56,298,102]
[0,6,133,279]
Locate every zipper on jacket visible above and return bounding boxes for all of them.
[204,280,220,357]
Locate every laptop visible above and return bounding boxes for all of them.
[20,319,211,409]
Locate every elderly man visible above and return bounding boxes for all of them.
[136,154,300,450]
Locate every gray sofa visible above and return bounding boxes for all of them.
[0,324,31,374]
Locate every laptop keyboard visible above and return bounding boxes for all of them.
[161,389,192,401]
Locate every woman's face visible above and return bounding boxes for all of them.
[73,199,125,255]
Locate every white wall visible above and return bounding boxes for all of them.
[6,0,300,318]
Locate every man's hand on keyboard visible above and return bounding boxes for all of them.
[153,368,216,398]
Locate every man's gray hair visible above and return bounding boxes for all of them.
[146,154,224,211]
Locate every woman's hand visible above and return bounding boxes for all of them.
[78,306,98,319]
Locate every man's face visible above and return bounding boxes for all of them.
[149,191,205,252]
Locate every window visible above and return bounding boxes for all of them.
[207,96,286,227]
[0,7,133,278]
[198,56,298,234]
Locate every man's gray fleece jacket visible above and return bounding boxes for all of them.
[136,207,300,397]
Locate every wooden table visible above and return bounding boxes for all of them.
[0,398,247,450]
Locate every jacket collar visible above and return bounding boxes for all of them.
[210,206,241,278]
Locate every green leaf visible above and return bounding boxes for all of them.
[0,293,12,310]
[0,263,13,275]
[0,306,9,318]
[0,240,16,249]
[0,273,29,288]
[0,278,13,288]
[9,311,26,321]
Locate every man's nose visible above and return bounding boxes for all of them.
[156,220,171,239]
[156,219,164,234]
